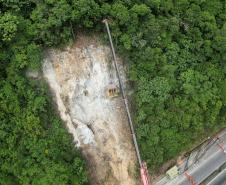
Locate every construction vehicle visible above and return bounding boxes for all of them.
[106,84,119,98]
[103,19,151,185]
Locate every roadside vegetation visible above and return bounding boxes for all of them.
[1,1,226,183]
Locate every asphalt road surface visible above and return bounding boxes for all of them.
[177,150,226,185]
[207,169,226,185]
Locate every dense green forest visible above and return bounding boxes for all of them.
[1,0,226,183]
[0,1,89,185]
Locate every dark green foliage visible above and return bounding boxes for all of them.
[0,1,88,185]
[0,40,88,184]
[1,0,226,178]
[96,0,226,171]
[113,0,226,171]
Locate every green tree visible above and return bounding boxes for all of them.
[0,12,19,42]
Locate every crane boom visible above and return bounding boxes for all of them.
[103,19,151,185]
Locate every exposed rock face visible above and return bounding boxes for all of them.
[43,36,137,185]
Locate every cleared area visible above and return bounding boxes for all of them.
[43,36,137,185]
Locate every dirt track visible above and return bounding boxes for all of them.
[43,36,138,185]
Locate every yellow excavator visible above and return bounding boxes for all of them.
[106,83,118,97]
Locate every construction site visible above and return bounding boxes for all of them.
[42,20,151,185]
[2,1,225,185]
[42,21,226,185]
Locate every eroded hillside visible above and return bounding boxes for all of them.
[43,36,137,185]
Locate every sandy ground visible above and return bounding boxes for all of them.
[42,36,138,185]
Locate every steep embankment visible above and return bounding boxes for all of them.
[43,36,137,185]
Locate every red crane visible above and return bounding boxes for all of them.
[184,172,197,185]
[103,19,151,185]
[140,162,151,185]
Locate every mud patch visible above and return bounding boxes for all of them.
[43,36,137,185]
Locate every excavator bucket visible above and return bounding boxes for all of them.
[106,84,119,98]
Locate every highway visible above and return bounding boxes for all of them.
[207,169,226,185]
[157,132,226,185]
[176,148,226,185]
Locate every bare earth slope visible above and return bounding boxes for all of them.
[43,36,137,185]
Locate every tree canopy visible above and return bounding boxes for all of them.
[1,0,226,179]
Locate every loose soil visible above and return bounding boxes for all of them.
[43,36,138,185]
